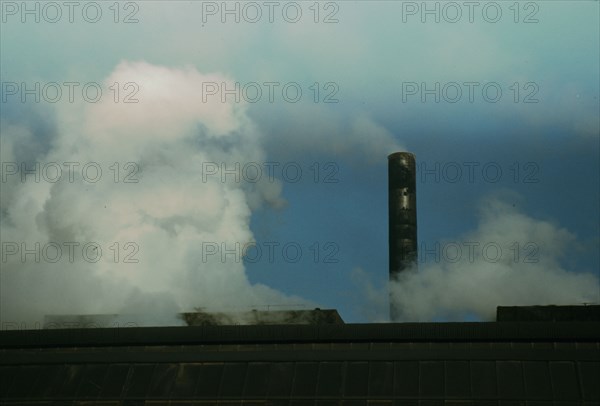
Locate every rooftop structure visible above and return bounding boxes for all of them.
[1,308,598,403]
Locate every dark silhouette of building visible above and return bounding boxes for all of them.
[181,309,345,326]
[1,306,598,404]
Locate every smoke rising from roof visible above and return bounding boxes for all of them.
[0,61,316,327]
[2,61,596,327]
[355,192,599,322]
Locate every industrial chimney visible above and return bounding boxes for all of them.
[388,152,418,321]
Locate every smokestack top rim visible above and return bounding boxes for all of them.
[388,152,416,160]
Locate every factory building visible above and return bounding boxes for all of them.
[1,153,598,404]
[1,305,599,404]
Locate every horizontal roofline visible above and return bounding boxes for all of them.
[1,322,599,349]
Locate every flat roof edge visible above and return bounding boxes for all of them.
[1,322,599,349]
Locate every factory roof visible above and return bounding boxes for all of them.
[1,307,599,404]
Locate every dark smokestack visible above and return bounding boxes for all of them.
[388,152,418,321]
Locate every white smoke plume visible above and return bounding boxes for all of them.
[0,61,313,328]
[254,103,405,165]
[355,193,600,322]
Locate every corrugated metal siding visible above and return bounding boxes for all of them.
[1,361,599,402]
[1,323,598,404]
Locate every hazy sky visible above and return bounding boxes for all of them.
[1,1,598,327]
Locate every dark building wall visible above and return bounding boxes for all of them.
[497,305,600,322]
[1,322,599,404]
[181,309,344,326]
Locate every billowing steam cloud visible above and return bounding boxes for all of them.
[4,61,595,328]
[355,192,599,322]
[1,61,319,328]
